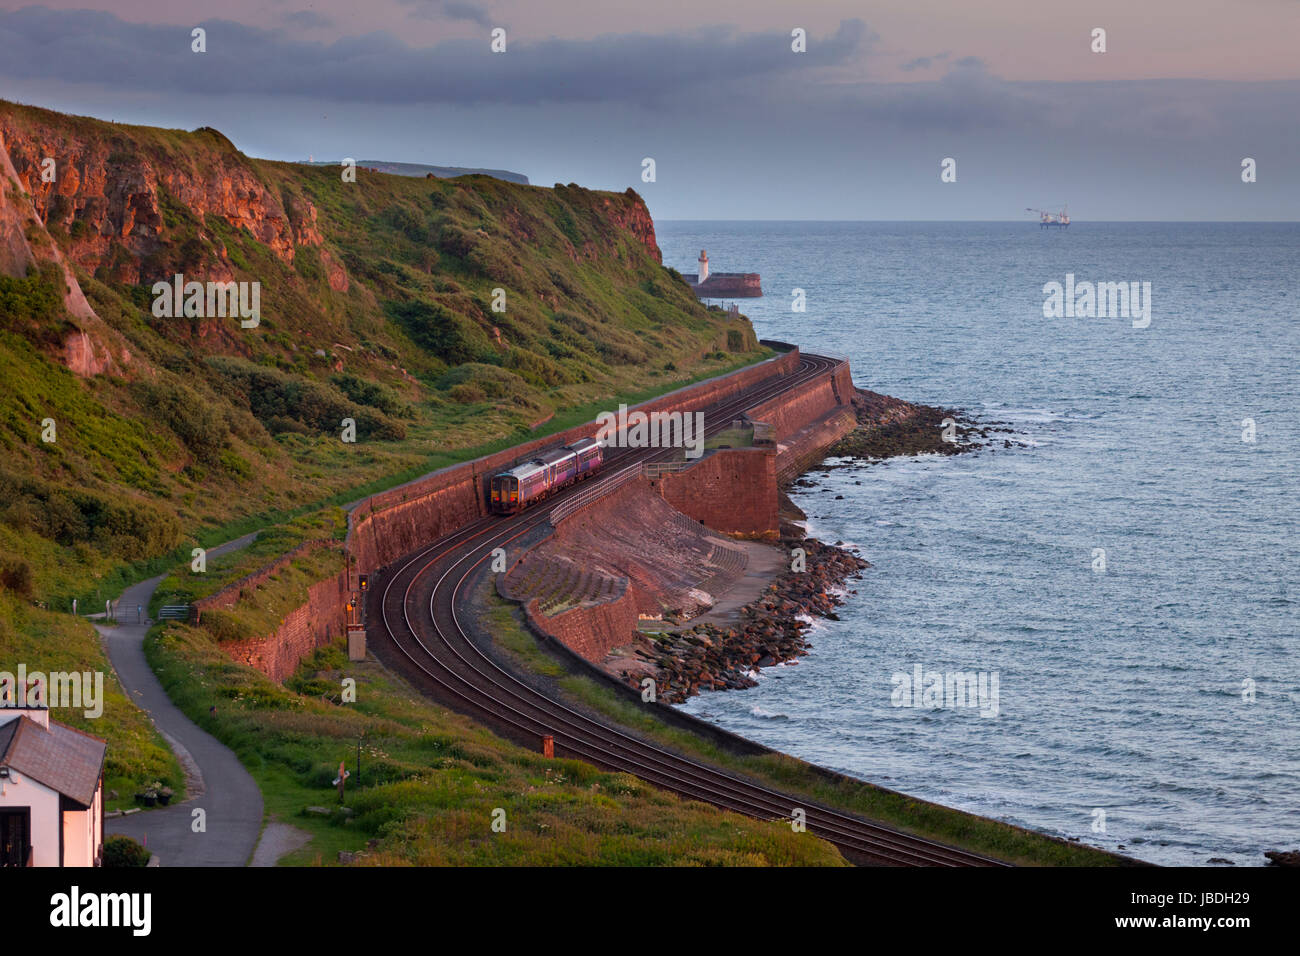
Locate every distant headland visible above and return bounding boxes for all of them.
[300,158,529,185]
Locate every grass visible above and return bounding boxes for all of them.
[0,98,767,618]
[0,593,184,812]
[143,623,848,866]
[148,507,347,619]
[482,588,1136,867]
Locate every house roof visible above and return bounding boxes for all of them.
[0,714,106,807]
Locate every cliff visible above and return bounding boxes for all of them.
[0,99,761,606]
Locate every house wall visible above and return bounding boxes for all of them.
[61,785,101,867]
[0,771,59,867]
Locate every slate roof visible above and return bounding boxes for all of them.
[0,714,106,807]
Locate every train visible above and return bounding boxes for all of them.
[488,436,604,515]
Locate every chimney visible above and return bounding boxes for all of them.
[1,676,50,729]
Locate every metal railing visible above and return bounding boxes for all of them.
[643,461,690,480]
[549,463,644,524]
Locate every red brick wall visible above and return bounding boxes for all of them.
[216,567,350,682]
[192,539,340,619]
[652,447,778,538]
[745,374,841,440]
[348,348,801,574]
[774,406,858,482]
[522,582,642,662]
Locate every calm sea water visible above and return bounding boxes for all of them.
[658,221,1299,865]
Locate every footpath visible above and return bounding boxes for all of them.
[96,533,267,866]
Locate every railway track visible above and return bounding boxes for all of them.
[371,353,1009,866]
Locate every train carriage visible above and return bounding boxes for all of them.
[568,437,603,478]
[488,438,604,515]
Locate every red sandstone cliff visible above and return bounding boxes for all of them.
[601,189,661,263]
[0,113,335,285]
[0,125,132,376]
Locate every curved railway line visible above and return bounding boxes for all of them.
[370,353,1010,866]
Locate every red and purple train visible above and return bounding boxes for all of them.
[488,437,604,514]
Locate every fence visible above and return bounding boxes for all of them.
[642,461,690,480]
[549,463,644,524]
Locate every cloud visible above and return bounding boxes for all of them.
[398,1,493,27]
[900,52,948,72]
[0,8,873,107]
[283,10,332,29]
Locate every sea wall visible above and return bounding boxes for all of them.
[521,582,642,663]
[692,273,762,298]
[745,374,839,440]
[222,347,853,683]
[651,447,778,537]
[772,406,858,483]
[513,358,855,663]
[348,347,801,575]
[742,359,856,481]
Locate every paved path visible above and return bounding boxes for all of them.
[249,822,313,866]
[98,533,265,866]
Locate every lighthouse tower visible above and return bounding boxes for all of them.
[697,249,709,283]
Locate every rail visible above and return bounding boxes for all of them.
[643,461,690,480]
[548,463,644,524]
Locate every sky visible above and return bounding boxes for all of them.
[0,0,1297,220]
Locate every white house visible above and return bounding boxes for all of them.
[0,699,106,867]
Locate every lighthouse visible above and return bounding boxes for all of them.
[697,249,709,283]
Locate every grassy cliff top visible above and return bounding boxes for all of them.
[0,100,762,606]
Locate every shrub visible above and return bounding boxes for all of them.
[332,374,411,418]
[103,835,150,867]
[504,347,573,387]
[384,300,495,366]
[206,357,402,441]
[0,264,70,344]
[0,469,179,559]
[448,383,486,404]
[131,379,229,464]
[0,558,33,598]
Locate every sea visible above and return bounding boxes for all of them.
[657,221,1299,866]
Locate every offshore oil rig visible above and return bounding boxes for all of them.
[1027,205,1070,228]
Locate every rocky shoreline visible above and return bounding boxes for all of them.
[619,394,1003,704]
[827,388,1013,461]
[622,535,868,703]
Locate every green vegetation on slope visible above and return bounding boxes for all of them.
[0,593,183,812]
[0,100,763,611]
[144,624,846,866]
